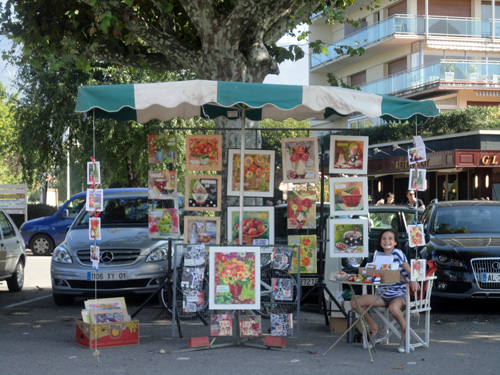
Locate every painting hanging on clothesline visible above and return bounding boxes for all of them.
[329,219,369,258]
[408,169,426,191]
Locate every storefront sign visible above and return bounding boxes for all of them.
[455,150,500,168]
[480,154,500,166]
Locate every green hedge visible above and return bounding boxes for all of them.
[9,203,57,229]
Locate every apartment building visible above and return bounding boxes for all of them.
[309,0,500,203]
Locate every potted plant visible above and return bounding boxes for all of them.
[469,63,478,81]
[444,62,455,81]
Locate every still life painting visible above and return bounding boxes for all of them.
[329,135,368,175]
[148,135,176,164]
[282,137,319,183]
[148,170,177,199]
[227,207,274,245]
[186,135,222,171]
[227,149,274,197]
[287,191,316,229]
[288,235,317,274]
[184,216,220,245]
[329,219,369,258]
[330,177,368,216]
[148,208,180,239]
[209,247,260,310]
[185,175,221,211]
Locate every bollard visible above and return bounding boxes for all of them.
[347,310,356,343]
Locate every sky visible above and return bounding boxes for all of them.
[0,26,308,93]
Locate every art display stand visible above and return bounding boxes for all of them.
[170,245,302,352]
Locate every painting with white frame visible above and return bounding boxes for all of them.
[330,177,369,216]
[227,149,275,197]
[329,135,368,175]
[209,246,260,310]
[227,206,274,245]
[329,219,369,258]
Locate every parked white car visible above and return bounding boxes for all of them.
[0,209,27,292]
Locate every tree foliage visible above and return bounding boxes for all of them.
[1,0,367,82]
[0,83,22,184]
[350,106,500,145]
[12,62,208,195]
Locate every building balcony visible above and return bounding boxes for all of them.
[359,60,500,96]
[310,15,500,70]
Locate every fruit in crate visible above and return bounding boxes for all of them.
[341,186,362,207]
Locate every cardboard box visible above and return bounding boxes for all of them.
[329,300,351,318]
[359,267,401,283]
[76,319,139,349]
[330,317,363,334]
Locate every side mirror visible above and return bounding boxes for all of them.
[61,209,69,219]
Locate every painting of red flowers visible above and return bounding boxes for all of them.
[287,191,316,230]
[186,135,222,171]
[282,137,319,183]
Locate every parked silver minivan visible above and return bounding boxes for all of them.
[0,209,27,292]
[51,189,179,305]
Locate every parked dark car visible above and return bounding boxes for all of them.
[0,209,27,292]
[419,199,500,299]
[21,188,184,256]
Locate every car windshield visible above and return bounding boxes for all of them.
[76,196,175,226]
[434,206,500,234]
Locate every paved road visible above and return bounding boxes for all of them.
[1,256,499,375]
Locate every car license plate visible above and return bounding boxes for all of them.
[301,277,318,286]
[481,273,500,282]
[87,271,127,281]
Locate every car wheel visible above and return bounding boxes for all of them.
[52,293,75,306]
[30,234,54,256]
[6,260,24,292]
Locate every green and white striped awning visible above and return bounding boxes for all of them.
[75,80,439,124]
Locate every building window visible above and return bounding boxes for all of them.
[437,174,458,201]
[350,71,366,87]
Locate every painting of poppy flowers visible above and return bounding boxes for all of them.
[288,235,317,274]
[186,135,222,171]
[209,247,260,310]
[227,149,275,197]
[287,191,316,230]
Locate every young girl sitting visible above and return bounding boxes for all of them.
[350,228,419,353]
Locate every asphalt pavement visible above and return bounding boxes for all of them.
[1,257,499,375]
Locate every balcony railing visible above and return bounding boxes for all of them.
[311,15,500,68]
[359,61,500,96]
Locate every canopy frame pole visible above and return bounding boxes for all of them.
[238,106,246,245]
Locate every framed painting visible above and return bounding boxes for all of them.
[84,297,127,310]
[148,208,180,239]
[282,137,319,183]
[148,135,177,164]
[408,169,426,191]
[329,135,369,175]
[87,161,101,185]
[227,206,274,245]
[185,174,222,211]
[209,246,260,310]
[227,149,275,197]
[184,216,220,245]
[148,170,177,200]
[286,191,317,229]
[329,219,369,258]
[186,135,222,171]
[288,235,317,274]
[330,177,369,216]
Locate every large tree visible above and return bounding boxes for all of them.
[0,84,22,184]
[0,0,362,83]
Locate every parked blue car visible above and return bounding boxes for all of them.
[20,188,169,256]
